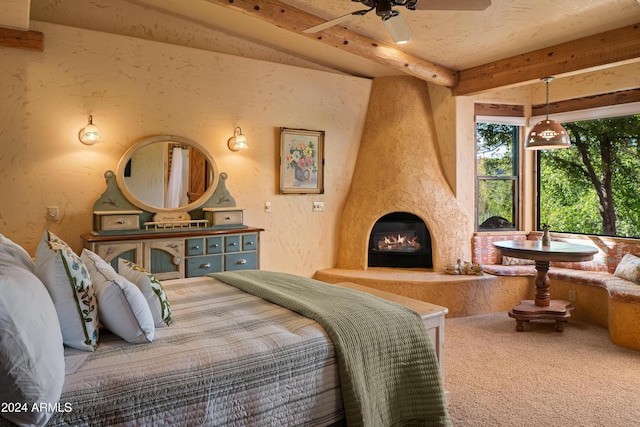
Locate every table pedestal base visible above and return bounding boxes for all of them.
[508,300,575,332]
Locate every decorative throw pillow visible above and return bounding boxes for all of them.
[502,256,536,266]
[35,231,99,352]
[0,233,35,272]
[81,249,155,344]
[614,253,640,285]
[0,265,66,427]
[118,258,172,327]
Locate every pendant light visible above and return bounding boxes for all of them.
[525,77,570,150]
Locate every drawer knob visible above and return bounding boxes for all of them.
[200,262,211,269]
[230,242,237,246]
[247,241,254,245]
[172,256,181,265]
[192,245,200,250]
[212,244,219,248]
[236,259,247,265]
[117,220,125,224]
[225,216,232,220]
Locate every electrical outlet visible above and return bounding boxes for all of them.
[265,201,271,213]
[313,201,325,212]
[568,290,577,302]
[47,206,59,221]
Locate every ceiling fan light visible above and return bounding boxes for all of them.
[383,12,412,44]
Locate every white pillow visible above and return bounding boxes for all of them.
[81,249,155,344]
[0,265,65,427]
[35,231,99,352]
[118,258,172,327]
[0,233,35,272]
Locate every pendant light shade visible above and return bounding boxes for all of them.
[525,77,571,150]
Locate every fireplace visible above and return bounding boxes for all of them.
[368,212,432,269]
[335,76,472,272]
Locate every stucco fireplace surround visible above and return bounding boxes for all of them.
[335,76,470,272]
[314,76,533,317]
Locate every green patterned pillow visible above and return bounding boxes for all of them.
[35,231,98,351]
[614,253,640,285]
[118,259,172,327]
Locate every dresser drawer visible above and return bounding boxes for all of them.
[225,252,257,271]
[185,238,205,256]
[100,215,139,231]
[225,235,241,253]
[211,210,243,226]
[242,234,258,251]
[186,255,223,277]
[206,237,223,254]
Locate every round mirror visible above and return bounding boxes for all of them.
[116,135,219,213]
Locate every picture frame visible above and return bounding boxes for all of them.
[279,127,324,194]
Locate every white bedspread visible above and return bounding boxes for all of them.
[45,276,343,426]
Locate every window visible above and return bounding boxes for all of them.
[476,122,519,231]
[538,109,640,237]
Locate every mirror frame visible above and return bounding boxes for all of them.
[116,135,219,214]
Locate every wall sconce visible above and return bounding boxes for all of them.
[227,126,249,151]
[78,115,102,145]
[525,77,570,150]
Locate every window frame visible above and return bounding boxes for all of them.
[533,95,640,234]
[475,112,524,232]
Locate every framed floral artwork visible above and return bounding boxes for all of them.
[280,127,324,194]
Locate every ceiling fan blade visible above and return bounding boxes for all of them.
[414,0,491,11]
[303,8,372,34]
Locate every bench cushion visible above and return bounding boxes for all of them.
[472,234,529,265]
[483,264,536,276]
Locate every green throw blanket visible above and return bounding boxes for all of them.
[210,270,451,427]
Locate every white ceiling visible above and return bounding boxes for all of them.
[128,0,640,81]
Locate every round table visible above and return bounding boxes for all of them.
[493,240,598,332]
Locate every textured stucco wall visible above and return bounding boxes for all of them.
[0,21,370,277]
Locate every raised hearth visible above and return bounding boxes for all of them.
[313,268,534,318]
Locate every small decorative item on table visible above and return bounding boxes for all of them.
[541,223,551,247]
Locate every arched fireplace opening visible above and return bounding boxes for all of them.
[368,212,432,269]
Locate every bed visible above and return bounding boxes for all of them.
[0,232,449,427]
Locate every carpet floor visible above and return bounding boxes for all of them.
[444,312,640,427]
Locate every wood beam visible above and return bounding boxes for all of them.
[0,27,44,52]
[532,88,640,117]
[474,103,524,117]
[204,0,458,88]
[454,23,640,96]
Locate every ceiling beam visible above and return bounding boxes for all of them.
[532,88,640,116]
[0,27,44,52]
[205,0,458,88]
[454,23,640,96]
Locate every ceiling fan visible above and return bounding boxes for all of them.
[303,0,491,44]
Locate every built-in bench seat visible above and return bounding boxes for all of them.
[472,231,640,351]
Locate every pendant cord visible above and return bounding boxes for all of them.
[545,81,550,120]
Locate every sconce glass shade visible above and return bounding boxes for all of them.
[526,119,571,150]
[382,12,412,44]
[525,77,570,150]
[227,126,249,151]
[79,115,102,145]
